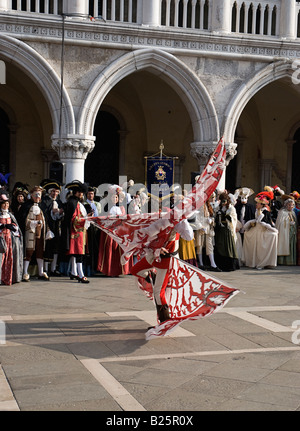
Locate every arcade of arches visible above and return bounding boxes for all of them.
[1,64,300,198]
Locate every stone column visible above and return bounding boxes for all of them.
[286,139,296,192]
[142,0,161,26]
[190,140,237,191]
[259,159,274,190]
[0,0,10,10]
[280,0,296,39]
[51,135,95,184]
[211,0,231,33]
[63,0,89,18]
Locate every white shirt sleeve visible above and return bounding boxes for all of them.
[174,219,194,241]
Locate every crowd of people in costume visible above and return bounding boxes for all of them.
[0,176,300,287]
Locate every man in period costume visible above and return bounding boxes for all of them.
[10,182,29,237]
[131,218,194,323]
[234,187,256,239]
[84,186,101,274]
[62,180,90,283]
[40,179,64,276]
[21,185,50,281]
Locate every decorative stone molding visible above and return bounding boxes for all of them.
[1,14,300,61]
[191,140,238,169]
[51,135,95,160]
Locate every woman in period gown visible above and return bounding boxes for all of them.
[97,188,133,276]
[243,191,278,269]
[276,197,297,265]
[214,192,239,272]
[0,189,23,285]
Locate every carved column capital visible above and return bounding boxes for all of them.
[225,142,238,166]
[190,141,217,170]
[190,140,238,170]
[51,135,95,160]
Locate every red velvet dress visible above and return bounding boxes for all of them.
[0,216,14,285]
[97,205,133,276]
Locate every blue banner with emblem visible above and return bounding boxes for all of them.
[146,157,174,199]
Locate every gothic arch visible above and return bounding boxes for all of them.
[0,34,75,136]
[223,60,296,143]
[77,48,219,143]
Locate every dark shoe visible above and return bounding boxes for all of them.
[50,270,61,277]
[156,303,170,323]
[208,266,222,272]
[38,273,50,281]
[69,273,79,280]
[78,276,89,284]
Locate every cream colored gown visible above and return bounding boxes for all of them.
[243,210,278,268]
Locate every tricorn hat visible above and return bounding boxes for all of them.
[87,186,97,194]
[40,179,62,192]
[65,180,88,193]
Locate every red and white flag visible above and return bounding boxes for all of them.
[141,257,239,340]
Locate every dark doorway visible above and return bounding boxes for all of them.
[0,108,10,182]
[225,155,237,194]
[85,111,120,187]
[291,128,300,192]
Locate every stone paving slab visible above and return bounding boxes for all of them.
[0,267,300,411]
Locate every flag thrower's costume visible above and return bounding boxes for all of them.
[130,219,194,323]
[86,138,240,339]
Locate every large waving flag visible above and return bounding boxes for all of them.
[140,257,239,340]
[87,137,226,264]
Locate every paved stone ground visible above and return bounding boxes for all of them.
[0,265,300,412]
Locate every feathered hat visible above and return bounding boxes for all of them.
[290,191,300,201]
[12,182,29,198]
[255,191,273,205]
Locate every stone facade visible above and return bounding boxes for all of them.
[0,0,300,195]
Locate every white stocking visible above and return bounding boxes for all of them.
[208,253,217,268]
[77,262,84,279]
[36,258,44,276]
[197,253,203,266]
[70,256,77,276]
[51,254,58,272]
[23,260,30,275]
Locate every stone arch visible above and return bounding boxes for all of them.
[223,60,295,143]
[77,48,219,144]
[0,34,75,136]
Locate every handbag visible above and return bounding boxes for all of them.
[0,235,7,253]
